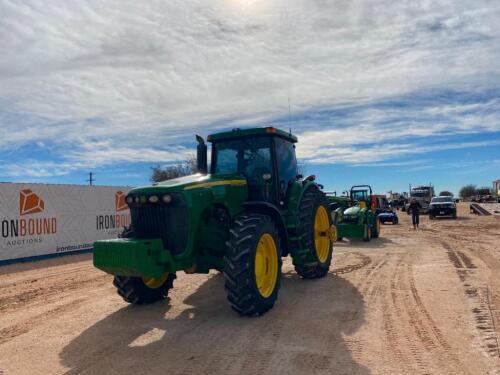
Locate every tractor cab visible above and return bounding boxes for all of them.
[205,127,298,207]
[350,185,372,210]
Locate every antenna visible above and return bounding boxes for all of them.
[87,172,94,186]
[288,96,292,134]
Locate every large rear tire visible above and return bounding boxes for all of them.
[292,186,333,279]
[113,273,175,305]
[224,214,282,316]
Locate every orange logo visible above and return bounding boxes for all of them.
[115,191,128,211]
[20,189,45,216]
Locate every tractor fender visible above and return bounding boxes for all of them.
[242,202,289,256]
[298,180,320,201]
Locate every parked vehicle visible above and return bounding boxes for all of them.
[372,194,390,215]
[378,209,399,224]
[405,185,435,214]
[429,196,457,219]
[334,185,380,242]
[93,127,335,316]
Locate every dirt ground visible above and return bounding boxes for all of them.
[1,203,499,375]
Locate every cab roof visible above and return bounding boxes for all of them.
[207,127,297,143]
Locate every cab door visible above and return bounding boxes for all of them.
[274,138,298,207]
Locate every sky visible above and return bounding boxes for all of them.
[1,0,499,195]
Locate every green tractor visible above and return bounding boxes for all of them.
[334,185,380,242]
[93,127,335,316]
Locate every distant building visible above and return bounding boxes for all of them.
[494,180,500,197]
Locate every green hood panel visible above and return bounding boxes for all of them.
[344,206,361,215]
[129,174,247,194]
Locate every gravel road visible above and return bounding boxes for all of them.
[1,203,499,374]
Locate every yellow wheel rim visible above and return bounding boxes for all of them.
[314,206,331,263]
[255,233,278,298]
[142,273,168,289]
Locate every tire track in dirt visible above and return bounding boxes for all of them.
[374,255,424,374]
[408,265,451,351]
[404,262,469,375]
[0,298,86,345]
[238,316,287,374]
[389,259,433,374]
[0,273,110,313]
[332,252,372,276]
[359,258,388,298]
[440,238,500,359]
[0,264,95,289]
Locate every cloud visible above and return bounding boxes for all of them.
[293,95,500,163]
[298,139,500,165]
[0,0,499,177]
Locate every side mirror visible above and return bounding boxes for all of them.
[262,173,272,182]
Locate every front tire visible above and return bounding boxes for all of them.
[224,214,282,316]
[292,186,333,279]
[113,273,175,305]
[363,224,371,242]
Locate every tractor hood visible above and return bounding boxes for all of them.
[129,173,247,195]
[344,206,362,215]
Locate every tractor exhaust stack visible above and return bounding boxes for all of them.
[196,135,208,174]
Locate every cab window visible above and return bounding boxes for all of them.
[212,137,274,201]
[275,138,297,200]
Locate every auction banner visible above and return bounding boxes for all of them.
[0,183,131,263]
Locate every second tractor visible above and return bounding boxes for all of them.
[329,185,381,242]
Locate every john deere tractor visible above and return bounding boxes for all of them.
[334,185,380,242]
[93,127,335,316]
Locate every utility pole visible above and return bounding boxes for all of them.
[87,172,94,186]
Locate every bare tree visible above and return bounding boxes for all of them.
[475,187,492,196]
[150,154,197,183]
[459,184,476,199]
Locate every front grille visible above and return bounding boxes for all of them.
[130,196,188,255]
[342,215,358,224]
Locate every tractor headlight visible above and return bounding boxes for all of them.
[134,196,140,204]
[148,195,159,203]
[162,194,172,204]
[126,196,133,204]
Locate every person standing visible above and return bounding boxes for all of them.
[408,198,421,230]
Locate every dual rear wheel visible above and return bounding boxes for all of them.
[224,187,334,316]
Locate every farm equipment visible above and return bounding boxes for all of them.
[325,194,350,223]
[378,210,399,224]
[93,127,335,316]
[372,194,389,215]
[333,185,380,241]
